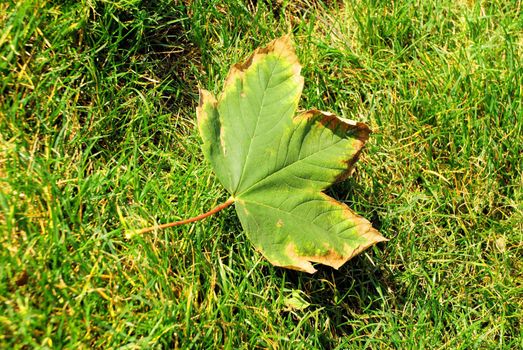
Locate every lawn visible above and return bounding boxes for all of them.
[1,0,522,348]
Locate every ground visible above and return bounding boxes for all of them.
[1,0,522,348]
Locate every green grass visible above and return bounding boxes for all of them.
[1,0,522,348]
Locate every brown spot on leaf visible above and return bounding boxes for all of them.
[279,243,317,273]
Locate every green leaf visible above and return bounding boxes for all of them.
[197,36,387,273]
[283,289,310,311]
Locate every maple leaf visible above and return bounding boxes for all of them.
[196,36,387,273]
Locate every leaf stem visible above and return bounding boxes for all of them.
[134,197,235,234]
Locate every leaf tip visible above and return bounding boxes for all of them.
[340,223,388,266]
[198,89,216,108]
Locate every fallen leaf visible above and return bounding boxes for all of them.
[197,36,387,273]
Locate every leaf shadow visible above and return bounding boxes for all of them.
[274,248,395,344]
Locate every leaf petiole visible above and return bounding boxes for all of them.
[134,197,235,234]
